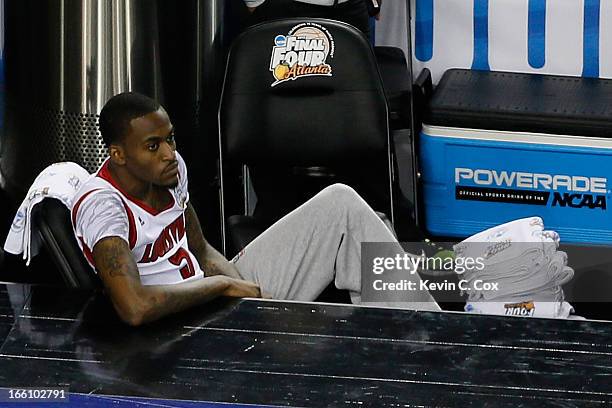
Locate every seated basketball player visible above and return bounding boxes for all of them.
[71,92,439,326]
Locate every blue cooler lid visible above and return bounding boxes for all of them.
[425,69,612,138]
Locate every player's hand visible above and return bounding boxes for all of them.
[223,277,263,298]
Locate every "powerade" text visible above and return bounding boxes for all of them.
[456,168,608,210]
[455,168,607,193]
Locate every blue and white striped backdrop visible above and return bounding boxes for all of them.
[410,0,611,83]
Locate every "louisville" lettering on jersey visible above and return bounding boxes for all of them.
[139,214,186,263]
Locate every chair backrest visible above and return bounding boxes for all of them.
[32,198,100,289]
[219,18,394,248]
[221,18,388,165]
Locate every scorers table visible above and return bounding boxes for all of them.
[0,283,611,407]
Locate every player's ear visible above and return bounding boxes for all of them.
[109,143,126,166]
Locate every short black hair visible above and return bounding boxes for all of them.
[98,92,161,147]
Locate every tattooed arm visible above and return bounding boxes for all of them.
[184,202,243,279]
[92,237,261,326]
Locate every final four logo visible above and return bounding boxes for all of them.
[270,23,334,87]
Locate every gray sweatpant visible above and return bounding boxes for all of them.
[232,184,440,311]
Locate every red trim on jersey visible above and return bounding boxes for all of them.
[97,160,175,216]
[118,197,138,250]
[78,237,95,266]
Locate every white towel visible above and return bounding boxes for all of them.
[465,300,574,319]
[454,217,546,264]
[455,217,578,319]
[4,162,91,265]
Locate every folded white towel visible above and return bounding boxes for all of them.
[455,217,578,319]
[465,300,574,319]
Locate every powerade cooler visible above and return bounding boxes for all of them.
[419,69,612,245]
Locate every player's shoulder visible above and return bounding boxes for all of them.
[71,177,123,215]
[176,151,187,178]
[174,151,189,207]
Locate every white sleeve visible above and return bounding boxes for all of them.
[75,191,130,250]
[244,0,266,7]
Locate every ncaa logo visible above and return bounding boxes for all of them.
[269,22,335,87]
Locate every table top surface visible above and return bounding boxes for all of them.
[0,283,611,407]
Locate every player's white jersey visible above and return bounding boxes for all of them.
[71,152,204,285]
